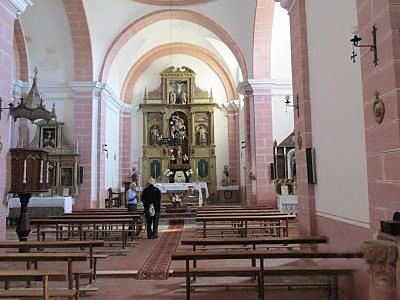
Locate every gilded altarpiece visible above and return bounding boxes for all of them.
[140,66,217,187]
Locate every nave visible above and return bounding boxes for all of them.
[0,204,366,300]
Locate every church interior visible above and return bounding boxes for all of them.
[0,0,399,299]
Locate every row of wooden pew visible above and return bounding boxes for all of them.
[1,207,141,299]
[170,206,364,300]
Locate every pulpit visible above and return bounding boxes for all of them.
[10,148,49,241]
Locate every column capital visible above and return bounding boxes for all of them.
[7,0,33,15]
[280,0,296,13]
[361,240,398,288]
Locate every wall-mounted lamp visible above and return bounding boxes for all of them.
[350,25,378,66]
[284,94,299,118]
[102,144,108,158]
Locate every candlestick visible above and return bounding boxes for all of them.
[46,162,49,183]
[23,160,27,183]
[39,160,43,183]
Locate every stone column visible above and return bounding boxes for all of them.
[280,0,316,236]
[71,82,106,209]
[190,111,195,146]
[209,111,214,145]
[361,240,398,300]
[0,0,33,240]
[119,110,131,183]
[227,109,240,185]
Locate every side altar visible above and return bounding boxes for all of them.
[140,66,217,196]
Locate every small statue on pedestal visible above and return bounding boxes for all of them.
[221,165,230,186]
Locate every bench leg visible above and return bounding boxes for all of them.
[186,260,191,300]
[333,274,338,300]
[259,258,264,300]
[74,273,80,300]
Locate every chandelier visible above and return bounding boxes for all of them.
[0,67,56,122]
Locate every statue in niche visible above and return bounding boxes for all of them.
[221,165,230,186]
[150,125,160,146]
[197,125,208,145]
[170,115,186,140]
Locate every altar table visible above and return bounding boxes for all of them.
[7,196,74,221]
[155,182,209,206]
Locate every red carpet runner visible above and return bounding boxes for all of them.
[137,223,183,280]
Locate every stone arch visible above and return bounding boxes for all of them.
[99,9,248,83]
[253,0,274,78]
[63,0,93,81]
[121,43,237,102]
[133,0,212,5]
[13,19,28,81]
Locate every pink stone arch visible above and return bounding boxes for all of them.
[99,9,248,83]
[13,19,28,81]
[133,0,212,5]
[63,0,93,81]
[121,42,238,102]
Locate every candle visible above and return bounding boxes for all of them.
[23,160,27,183]
[46,162,49,183]
[39,160,43,183]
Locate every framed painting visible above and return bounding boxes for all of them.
[60,167,73,187]
[41,127,57,148]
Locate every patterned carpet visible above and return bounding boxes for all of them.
[137,222,184,280]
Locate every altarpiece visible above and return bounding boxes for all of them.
[140,66,217,188]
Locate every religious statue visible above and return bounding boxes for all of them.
[182,154,189,164]
[150,125,160,146]
[131,166,138,183]
[221,164,230,186]
[176,145,182,163]
[197,125,208,145]
[170,115,186,139]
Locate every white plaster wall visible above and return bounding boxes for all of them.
[271,3,293,145]
[83,0,256,80]
[105,103,120,188]
[271,4,292,80]
[305,0,369,227]
[271,89,293,144]
[20,0,74,82]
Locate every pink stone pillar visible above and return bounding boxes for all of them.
[252,88,275,207]
[355,0,400,297]
[0,0,31,240]
[119,111,131,185]
[72,87,106,209]
[281,0,316,236]
[227,112,239,185]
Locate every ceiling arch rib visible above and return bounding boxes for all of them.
[133,0,213,5]
[99,9,248,84]
[121,42,237,103]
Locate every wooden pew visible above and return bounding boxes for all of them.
[0,240,104,282]
[181,236,328,280]
[31,219,134,248]
[196,215,297,238]
[171,249,364,300]
[0,269,70,300]
[0,252,87,297]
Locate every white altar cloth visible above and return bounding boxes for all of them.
[277,195,298,214]
[7,196,74,214]
[155,182,209,206]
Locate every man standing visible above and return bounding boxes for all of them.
[141,177,161,239]
[127,182,138,211]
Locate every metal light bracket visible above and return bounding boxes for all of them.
[350,25,378,66]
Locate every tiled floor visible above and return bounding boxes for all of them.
[2,223,337,300]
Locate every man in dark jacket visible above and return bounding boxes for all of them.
[141,177,161,239]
